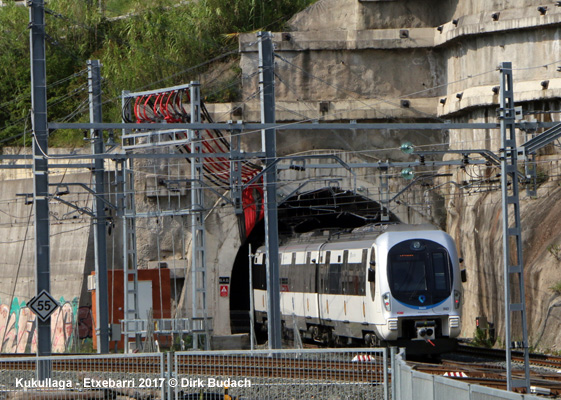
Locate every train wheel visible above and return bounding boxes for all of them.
[364,333,380,347]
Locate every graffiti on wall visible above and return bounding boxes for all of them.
[0,297,93,353]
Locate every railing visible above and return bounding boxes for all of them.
[171,348,389,400]
[0,352,166,399]
[0,348,389,400]
[392,348,541,400]
[0,345,547,400]
[121,317,212,335]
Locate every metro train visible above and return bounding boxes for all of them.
[252,224,466,354]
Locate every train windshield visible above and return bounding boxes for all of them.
[387,239,453,307]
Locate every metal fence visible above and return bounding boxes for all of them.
[0,352,166,399]
[171,348,389,400]
[0,348,388,399]
[391,349,542,400]
[3,346,546,400]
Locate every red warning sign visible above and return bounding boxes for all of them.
[220,285,229,297]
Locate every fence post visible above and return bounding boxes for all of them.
[160,352,166,400]
[167,351,174,400]
[383,348,389,400]
[391,347,397,400]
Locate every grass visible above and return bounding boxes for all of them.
[104,0,137,17]
[104,0,179,17]
[550,280,561,295]
[547,244,561,261]
[49,130,88,148]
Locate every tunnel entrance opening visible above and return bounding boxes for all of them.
[229,221,265,334]
[229,187,399,335]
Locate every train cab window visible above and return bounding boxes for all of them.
[387,239,453,307]
[391,259,427,292]
[432,252,450,292]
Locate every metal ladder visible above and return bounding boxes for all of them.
[189,82,210,349]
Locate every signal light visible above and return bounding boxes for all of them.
[454,290,462,309]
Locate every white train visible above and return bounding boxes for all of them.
[252,224,466,354]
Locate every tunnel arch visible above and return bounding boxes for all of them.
[229,187,398,334]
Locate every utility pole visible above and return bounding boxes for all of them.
[189,82,209,349]
[29,0,51,379]
[88,60,109,353]
[499,62,531,392]
[259,31,282,349]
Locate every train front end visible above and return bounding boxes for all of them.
[374,228,463,354]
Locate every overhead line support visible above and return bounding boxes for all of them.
[499,62,531,393]
[29,0,51,379]
[88,59,110,354]
[259,31,282,350]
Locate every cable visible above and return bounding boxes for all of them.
[3,204,33,348]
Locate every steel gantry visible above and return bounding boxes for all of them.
[499,62,530,392]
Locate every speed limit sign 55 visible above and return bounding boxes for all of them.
[28,290,60,321]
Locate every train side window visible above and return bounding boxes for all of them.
[368,247,376,282]
[328,263,341,294]
[432,252,450,292]
[366,248,374,299]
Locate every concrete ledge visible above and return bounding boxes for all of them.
[239,5,561,52]
[204,98,438,122]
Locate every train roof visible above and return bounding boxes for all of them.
[256,223,443,253]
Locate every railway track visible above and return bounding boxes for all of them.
[456,344,561,369]
[407,345,561,396]
[0,352,386,382]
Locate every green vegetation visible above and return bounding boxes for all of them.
[547,244,561,261]
[550,280,561,295]
[0,0,316,147]
[472,326,495,348]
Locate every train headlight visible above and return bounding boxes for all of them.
[454,290,461,309]
[382,292,391,311]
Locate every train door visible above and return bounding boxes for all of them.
[322,250,344,322]
[317,248,330,324]
[345,248,367,326]
[252,252,267,323]
[289,251,309,324]
[304,250,319,323]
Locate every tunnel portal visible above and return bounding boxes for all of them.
[229,187,398,334]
